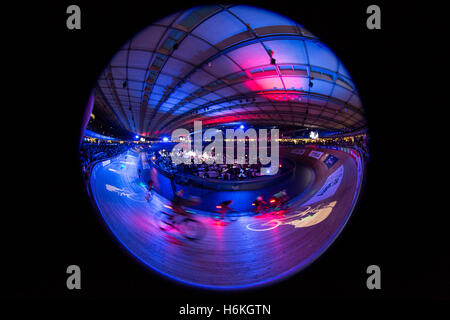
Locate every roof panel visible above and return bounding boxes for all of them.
[282,76,309,91]
[203,55,241,77]
[188,69,217,86]
[226,43,270,69]
[130,26,166,51]
[110,50,128,67]
[155,11,179,26]
[305,41,338,72]
[192,10,247,45]
[332,86,353,102]
[127,50,152,69]
[348,94,362,109]
[264,40,308,65]
[228,5,298,29]
[154,73,177,87]
[111,67,126,80]
[176,81,200,94]
[213,86,238,97]
[172,35,218,65]
[127,68,147,82]
[161,57,192,77]
[202,92,222,101]
[310,79,334,96]
[251,78,284,91]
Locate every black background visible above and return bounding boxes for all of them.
[3,0,448,308]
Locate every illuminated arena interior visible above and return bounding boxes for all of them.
[80,5,369,289]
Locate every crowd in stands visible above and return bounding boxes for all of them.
[150,150,281,181]
[80,141,132,179]
[287,135,369,161]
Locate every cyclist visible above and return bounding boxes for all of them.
[216,200,233,220]
[252,195,267,214]
[145,178,154,202]
[147,178,153,191]
[170,190,187,217]
[271,189,289,210]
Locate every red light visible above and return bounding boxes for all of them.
[270,199,276,203]
[216,205,222,209]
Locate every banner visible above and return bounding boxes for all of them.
[309,150,323,159]
[304,165,344,205]
[323,154,339,169]
[291,149,306,155]
[319,152,329,161]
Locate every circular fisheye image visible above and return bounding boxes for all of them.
[79,5,369,289]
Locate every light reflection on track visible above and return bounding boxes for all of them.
[89,148,361,289]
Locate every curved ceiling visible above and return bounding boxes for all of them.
[95,4,366,137]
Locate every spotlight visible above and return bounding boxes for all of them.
[240,125,244,129]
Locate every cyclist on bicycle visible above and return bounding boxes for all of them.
[145,178,154,202]
[252,195,267,214]
[271,189,289,210]
[170,189,187,217]
[148,178,153,191]
[216,200,233,220]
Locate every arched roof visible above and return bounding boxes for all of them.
[95,4,366,137]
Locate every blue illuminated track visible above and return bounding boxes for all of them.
[89,147,362,289]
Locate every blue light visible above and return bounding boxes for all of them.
[135,135,139,139]
[162,137,169,142]
[240,125,245,129]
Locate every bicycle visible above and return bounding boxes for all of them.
[213,200,238,223]
[145,187,153,202]
[158,210,206,240]
[252,201,270,215]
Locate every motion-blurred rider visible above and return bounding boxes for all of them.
[170,189,187,217]
[271,189,288,209]
[216,200,233,220]
[253,195,267,214]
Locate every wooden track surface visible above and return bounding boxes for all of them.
[89,146,362,289]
